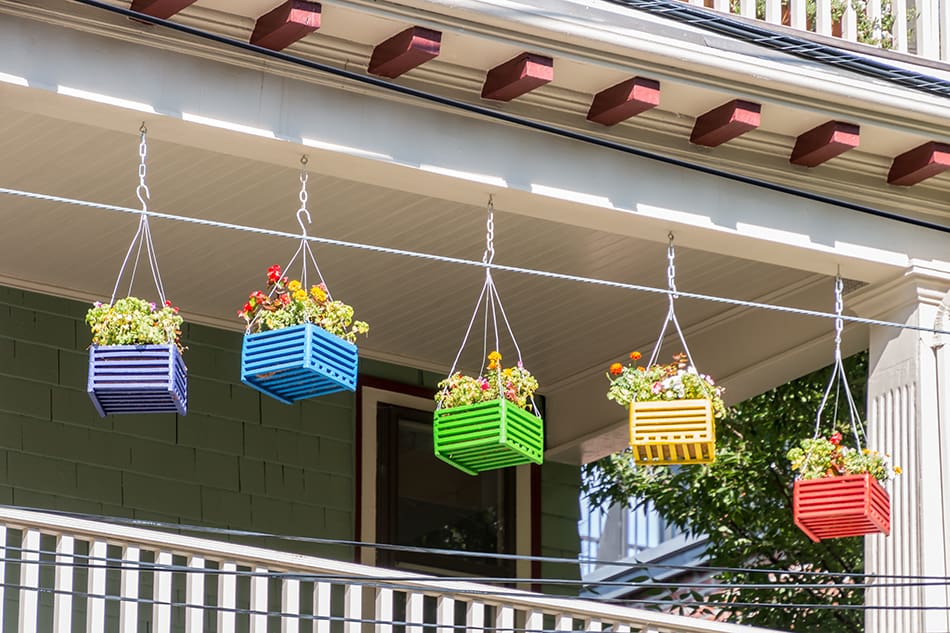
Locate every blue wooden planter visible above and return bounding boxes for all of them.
[87,345,187,417]
[241,324,358,404]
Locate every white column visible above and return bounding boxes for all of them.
[852,263,950,633]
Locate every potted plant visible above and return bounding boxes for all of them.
[238,264,369,403]
[85,296,187,416]
[606,352,725,465]
[788,431,899,541]
[433,351,543,475]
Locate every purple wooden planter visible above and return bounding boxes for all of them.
[241,323,358,404]
[87,345,187,417]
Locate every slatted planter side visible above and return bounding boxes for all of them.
[433,398,544,475]
[629,399,715,465]
[241,323,358,404]
[87,345,187,416]
[793,473,891,542]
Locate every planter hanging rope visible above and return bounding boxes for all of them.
[627,233,717,465]
[790,273,891,542]
[239,156,360,403]
[86,124,187,417]
[433,196,544,475]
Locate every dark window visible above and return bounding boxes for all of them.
[376,404,515,576]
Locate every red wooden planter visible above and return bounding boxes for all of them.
[793,473,890,542]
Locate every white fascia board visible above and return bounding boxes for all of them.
[0,12,946,286]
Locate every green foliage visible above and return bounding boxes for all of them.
[606,352,726,418]
[437,351,539,410]
[86,296,184,352]
[583,352,870,632]
[788,433,898,482]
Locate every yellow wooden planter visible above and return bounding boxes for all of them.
[629,399,715,465]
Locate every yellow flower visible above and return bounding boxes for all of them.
[863,448,870,455]
[488,351,502,361]
[311,285,327,302]
[293,289,308,301]
[288,280,302,292]
[894,466,902,475]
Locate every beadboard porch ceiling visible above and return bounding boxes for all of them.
[0,101,868,462]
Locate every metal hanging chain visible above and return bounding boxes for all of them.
[646,233,700,374]
[247,156,331,333]
[439,196,537,415]
[109,123,168,307]
[801,273,868,476]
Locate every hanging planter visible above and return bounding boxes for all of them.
[628,398,715,465]
[793,472,891,542]
[786,276,898,541]
[238,160,368,404]
[606,235,724,466]
[434,197,544,476]
[86,125,187,417]
[434,352,543,476]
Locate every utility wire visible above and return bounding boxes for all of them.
[1,186,947,337]
[65,0,950,234]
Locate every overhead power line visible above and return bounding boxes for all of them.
[1,186,947,336]
[64,0,950,235]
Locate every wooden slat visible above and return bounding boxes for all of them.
[53,535,74,633]
[496,605,515,633]
[186,555,205,633]
[153,551,173,633]
[555,614,573,630]
[119,545,140,633]
[314,581,331,633]
[466,600,485,630]
[282,577,301,633]
[437,595,455,633]
[86,540,107,633]
[764,0,782,24]
[789,0,806,28]
[375,587,394,633]
[250,566,268,633]
[525,610,543,632]
[815,0,833,35]
[218,562,237,633]
[406,591,424,633]
[588,618,603,631]
[344,583,361,633]
[18,529,40,633]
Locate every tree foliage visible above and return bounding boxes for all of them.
[583,352,870,632]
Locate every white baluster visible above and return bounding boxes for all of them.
[52,535,74,633]
[218,562,237,633]
[250,566,268,633]
[186,555,204,633]
[764,0,782,24]
[375,587,393,633]
[282,576,300,633]
[18,529,40,633]
[713,0,730,12]
[86,540,107,633]
[465,600,485,631]
[688,0,704,5]
[344,583,361,633]
[739,0,756,17]
[525,610,543,633]
[842,1,859,41]
[436,595,454,633]
[790,0,806,29]
[588,618,603,631]
[893,0,910,51]
[816,0,833,34]
[119,545,139,633]
[867,0,884,45]
[153,551,173,633]
[915,0,940,57]
[940,0,950,60]
[406,591,424,633]
[314,581,331,633]
[554,614,573,631]
[614,625,631,633]
[496,605,514,633]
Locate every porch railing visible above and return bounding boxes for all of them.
[692,0,950,62]
[0,506,785,633]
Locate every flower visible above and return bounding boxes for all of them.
[787,434,900,483]
[239,265,369,343]
[606,353,726,418]
[86,296,184,352]
[436,354,539,411]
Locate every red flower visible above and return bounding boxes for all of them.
[242,302,252,314]
[609,363,623,375]
[164,300,172,308]
[829,432,843,446]
[267,264,282,283]
[279,293,291,306]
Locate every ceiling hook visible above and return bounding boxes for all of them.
[297,207,311,237]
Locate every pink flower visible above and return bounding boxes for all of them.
[652,381,663,394]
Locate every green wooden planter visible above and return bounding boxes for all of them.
[433,398,544,476]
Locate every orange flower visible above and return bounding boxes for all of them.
[629,351,641,361]
[609,363,623,376]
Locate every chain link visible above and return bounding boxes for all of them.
[666,232,677,297]
[482,195,495,265]
[136,124,150,211]
[834,274,844,352]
